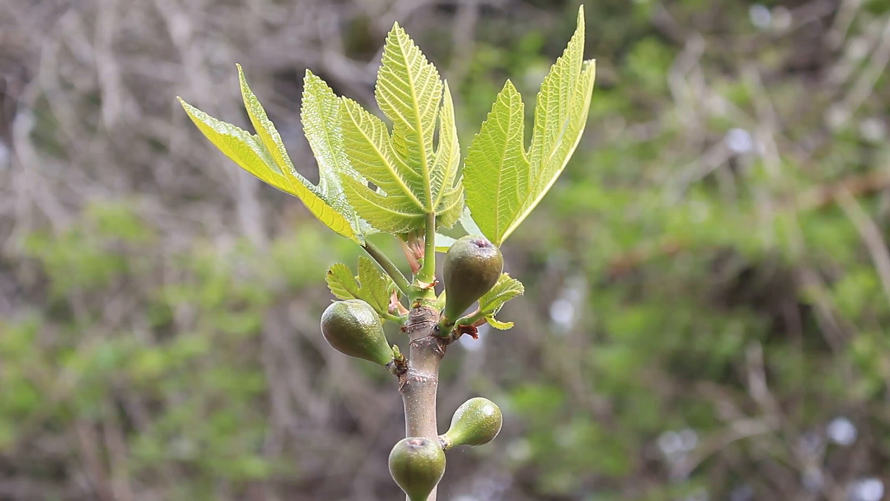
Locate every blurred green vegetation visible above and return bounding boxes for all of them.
[3,0,890,499]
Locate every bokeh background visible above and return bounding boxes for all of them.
[2,0,890,499]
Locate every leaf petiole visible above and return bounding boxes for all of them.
[381,311,408,325]
[417,211,437,286]
[362,241,411,298]
[454,310,487,328]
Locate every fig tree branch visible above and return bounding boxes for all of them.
[399,305,446,501]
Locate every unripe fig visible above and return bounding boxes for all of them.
[441,397,503,449]
[388,437,446,501]
[442,235,503,324]
[320,299,392,366]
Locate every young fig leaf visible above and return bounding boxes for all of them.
[476,273,524,329]
[178,67,366,243]
[464,5,596,246]
[338,97,426,233]
[325,257,397,318]
[376,22,443,202]
[300,70,375,238]
[463,79,528,245]
[337,22,464,235]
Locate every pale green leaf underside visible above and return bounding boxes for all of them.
[464,6,596,246]
[486,317,515,330]
[178,66,369,243]
[459,207,484,236]
[325,257,395,316]
[239,66,366,242]
[434,233,456,253]
[376,22,443,207]
[178,96,358,242]
[337,22,463,234]
[300,70,374,238]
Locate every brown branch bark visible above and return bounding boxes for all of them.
[399,305,446,501]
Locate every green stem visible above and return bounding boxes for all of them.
[382,311,407,325]
[437,308,485,338]
[454,309,486,328]
[363,241,411,297]
[417,212,437,285]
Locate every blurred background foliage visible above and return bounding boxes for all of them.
[1,0,890,499]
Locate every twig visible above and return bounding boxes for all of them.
[836,187,890,307]
[826,0,864,49]
[835,17,890,126]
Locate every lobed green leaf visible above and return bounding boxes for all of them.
[325,263,359,301]
[464,6,596,246]
[336,22,464,235]
[325,257,397,317]
[300,70,374,238]
[178,67,366,243]
[356,257,397,315]
[339,97,426,233]
[463,80,529,245]
[476,273,524,330]
[376,22,443,206]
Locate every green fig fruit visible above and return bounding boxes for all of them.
[388,437,446,501]
[320,299,392,366]
[442,235,503,324]
[441,397,502,449]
